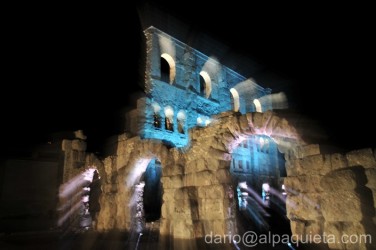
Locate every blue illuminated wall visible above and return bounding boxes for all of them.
[129,27,272,147]
[230,135,285,192]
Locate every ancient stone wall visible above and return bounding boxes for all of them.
[97,111,302,239]
[96,111,375,249]
[59,131,104,231]
[285,147,376,250]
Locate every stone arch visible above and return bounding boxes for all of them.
[199,71,211,98]
[230,88,240,112]
[173,111,305,240]
[95,112,376,249]
[253,98,262,112]
[208,111,304,155]
[57,164,105,231]
[160,53,176,84]
[96,138,172,232]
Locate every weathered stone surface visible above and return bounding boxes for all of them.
[212,219,226,235]
[174,199,198,220]
[291,220,324,243]
[209,138,227,152]
[192,220,204,238]
[365,168,376,189]
[292,144,320,159]
[96,194,117,231]
[193,158,208,172]
[163,164,184,176]
[286,193,322,220]
[347,148,376,169]
[331,153,348,170]
[303,220,323,237]
[299,154,332,175]
[94,110,376,245]
[264,114,280,135]
[321,169,358,191]
[174,187,198,200]
[238,115,249,132]
[208,147,231,161]
[245,113,254,130]
[252,112,265,130]
[102,156,116,184]
[321,191,362,222]
[226,122,241,139]
[162,188,175,202]
[323,222,346,250]
[285,158,303,177]
[183,170,216,186]
[205,157,221,171]
[185,160,198,174]
[198,199,224,220]
[272,118,295,139]
[290,220,306,237]
[161,201,174,219]
[173,219,194,239]
[61,139,72,151]
[161,175,183,189]
[197,185,225,199]
[71,139,87,151]
[324,222,371,250]
[102,184,118,193]
[159,218,170,236]
[284,175,323,193]
[216,169,232,184]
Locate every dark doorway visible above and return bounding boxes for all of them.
[230,136,290,236]
[142,159,162,222]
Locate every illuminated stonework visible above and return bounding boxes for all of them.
[2,26,375,250]
[125,27,272,148]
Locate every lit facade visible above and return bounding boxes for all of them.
[126,27,272,148]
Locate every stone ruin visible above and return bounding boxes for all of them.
[57,111,375,249]
[54,25,376,249]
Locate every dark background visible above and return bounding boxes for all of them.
[2,2,375,157]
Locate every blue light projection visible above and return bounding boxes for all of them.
[139,27,272,147]
[231,135,287,231]
[230,135,285,188]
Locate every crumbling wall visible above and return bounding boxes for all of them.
[96,134,170,231]
[97,111,301,240]
[59,131,104,231]
[95,133,235,250]
[97,111,375,250]
[284,147,376,250]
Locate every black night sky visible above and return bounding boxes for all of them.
[2,2,375,157]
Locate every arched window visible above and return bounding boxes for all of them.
[164,106,174,131]
[253,99,262,112]
[199,71,211,98]
[160,53,176,84]
[151,102,162,128]
[230,88,240,112]
[177,110,186,134]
